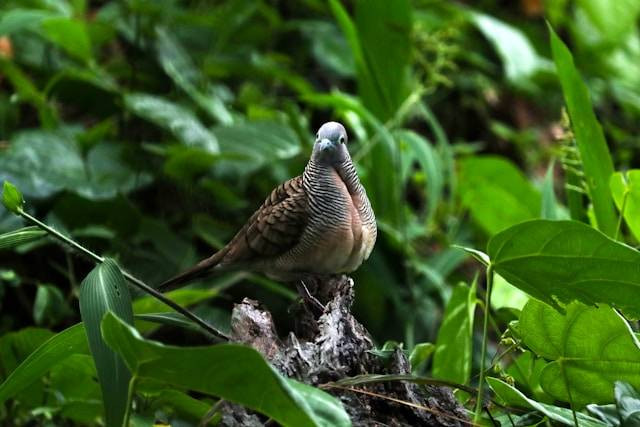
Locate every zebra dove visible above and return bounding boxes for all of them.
[158,122,377,292]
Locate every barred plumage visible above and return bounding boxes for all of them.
[158,121,377,292]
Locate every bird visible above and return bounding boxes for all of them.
[157,121,377,295]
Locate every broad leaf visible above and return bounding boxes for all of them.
[432,282,476,384]
[79,260,134,427]
[101,312,351,427]
[488,220,640,317]
[487,377,607,427]
[458,156,541,235]
[41,17,92,62]
[549,25,617,237]
[520,300,640,406]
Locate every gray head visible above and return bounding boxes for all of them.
[311,121,349,165]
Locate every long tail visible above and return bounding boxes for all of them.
[157,251,224,293]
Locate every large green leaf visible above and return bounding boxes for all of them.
[549,26,617,237]
[487,377,607,426]
[101,312,351,427]
[610,170,640,241]
[124,93,219,153]
[488,220,640,317]
[520,300,640,406]
[0,323,88,404]
[432,282,476,384]
[0,226,45,250]
[577,0,640,44]
[41,17,92,62]
[79,260,134,427]
[458,156,541,235]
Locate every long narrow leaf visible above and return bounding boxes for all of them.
[79,259,134,427]
[0,226,46,250]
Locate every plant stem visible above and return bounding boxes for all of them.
[474,264,493,424]
[19,209,229,342]
[615,189,629,242]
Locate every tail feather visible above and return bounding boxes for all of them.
[157,251,224,293]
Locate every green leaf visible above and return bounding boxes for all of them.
[471,13,552,83]
[0,226,45,250]
[577,0,640,44]
[549,25,617,237]
[610,170,640,241]
[79,259,134,427]
[506,350,551,403]
[101,312,351,427]
[2,181,23,214]
[458,156,541,235]
[490,273,529,311]
[0,9,58,35]
[487,377,607,426]
[353,0,411,120]
[124,93,219,153]
[33,284,72,326]
[49,354,102,425]
[488,220,640,317]
[432,281,477,384]
[541,161,567,220]
[299,21,355,77]
[409,343,435,372]
[0,324,88,404]
[40,17,92,62]
[520,300,640,406]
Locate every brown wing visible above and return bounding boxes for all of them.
[221,175,308,263]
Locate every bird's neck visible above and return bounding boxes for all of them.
[304,156,362,195]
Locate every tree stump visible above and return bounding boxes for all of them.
[221,276,469,426]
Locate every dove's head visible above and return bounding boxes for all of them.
[312,121,350,165]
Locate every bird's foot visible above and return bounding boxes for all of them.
[296,280,326,314]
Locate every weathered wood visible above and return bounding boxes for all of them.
[223,275,468,426]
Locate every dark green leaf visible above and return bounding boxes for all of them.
[101,312,351,427]
[0,226,45,249]
[520,300,640,406]
[2,181,23,214]
[488,220,640,317]
[549,25,617,237]
[33,284,72,326]
[124,93,219,153]
[0,324,88,404]
[79,259,134,427]
[432,281,476,384]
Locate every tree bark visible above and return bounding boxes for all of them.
[221,275,469,426]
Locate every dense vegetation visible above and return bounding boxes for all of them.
[1,0,640,425]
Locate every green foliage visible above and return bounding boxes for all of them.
[1,0,640,425]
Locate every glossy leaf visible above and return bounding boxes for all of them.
[0,226,45,249]
[432,282,476,384]
[79,260,134,427]
[487,377,607,427]
[101,312,351,427]
[124,93,219,153]
[488,219,640,317]
[0,323,88,404]
[458,156,541,235]
[610,170,640,241]
[549,25,617,237]
[520,300,640,406]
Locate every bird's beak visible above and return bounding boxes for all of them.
[318,138,335,151]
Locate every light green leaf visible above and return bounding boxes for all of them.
[520,300,640,406]
[432,281,477,384]
[2,181,23,214]
[41,17,92,62]
[0,226,45,250]
[472,13,552,82]
[409,343,435,372]
[491,273,529,311]
[610,170,640,241]
[79,259,134,427]
[487,377,607,426]
[458,156,541,235]
[124,93,219,153]
[0,9,58,35]
[549,25,617,237]
[101,312,351,427]
[577,0,640,44]
[488,219,640,318]
[0,324,88,404]
[541,161,567,220]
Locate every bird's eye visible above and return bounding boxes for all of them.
[339,136,345,144]
[316,133,319,140]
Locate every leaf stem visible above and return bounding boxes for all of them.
[474,264,493,424]
[615,189,629,242]
[18,209,229,342]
